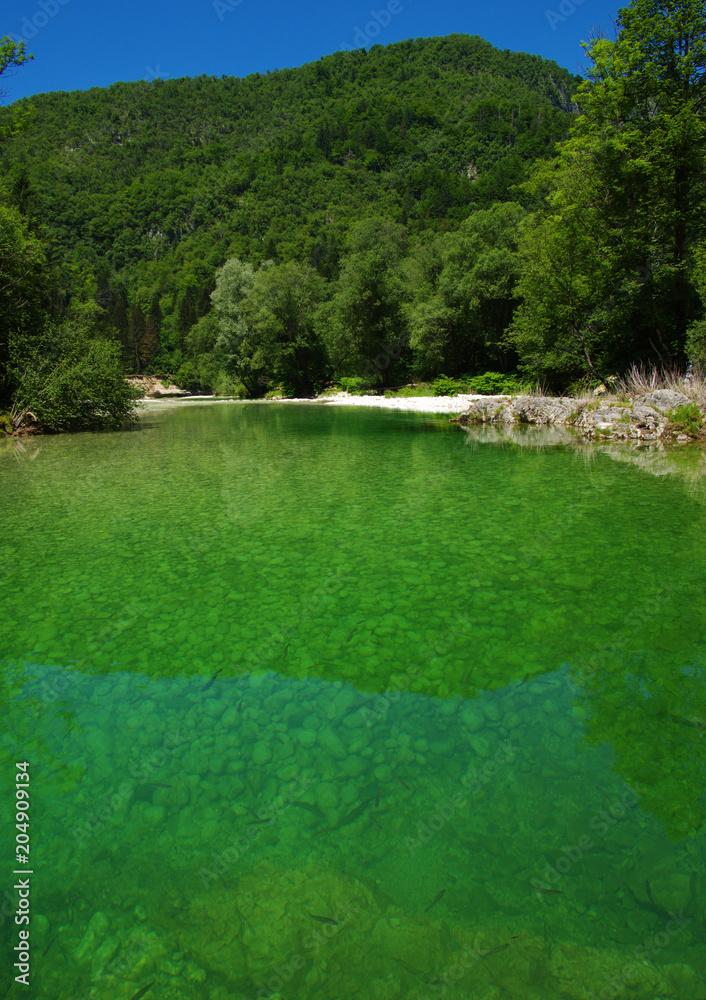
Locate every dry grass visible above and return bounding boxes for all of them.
[616,364,706,406]
[526,365,706,407]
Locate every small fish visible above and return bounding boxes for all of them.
[345,629,356,642]
[338,799,370,827]
[375,788,381,807]
[532,886,563,895]
[308,913,339,926]
[140,782,172,789]
[237,699,243,710]
[247,817,272,826]
[129,984,155,1000]
[482,942,509,959]
[397,777,410,791]
[371,816,382,830]
[201,668,223,692]
[645,879,656,905]
[424,889,445,912]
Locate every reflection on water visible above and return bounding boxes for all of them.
[1,403,705,999]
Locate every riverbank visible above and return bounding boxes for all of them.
[453,388,706,443]
[136,392,485,415]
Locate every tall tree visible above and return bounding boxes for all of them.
[511,0,706,381]
[322,217,408,382]
[241,262,327,395]
[405,202,526,377]
[0,37,33,142]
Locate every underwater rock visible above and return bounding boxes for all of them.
[340,753,367,777]
[252,742,272,766]
[143,804,166,828]
[172,859,704,1000]
[74,911,110,964]
[317,726,348,760]
[90,933,120,980]
[461,706,485,732]
[295,727,317,749]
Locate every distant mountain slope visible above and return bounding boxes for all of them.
[1,33,580,354]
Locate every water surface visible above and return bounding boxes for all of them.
[1,403,705,1000]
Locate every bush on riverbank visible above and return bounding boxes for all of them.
[12,335,140,432]
[383,372,530,398]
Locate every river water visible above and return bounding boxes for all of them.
[1,402,705,1000]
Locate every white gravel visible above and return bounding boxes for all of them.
[138,392,511,415]
[314,392,493,413]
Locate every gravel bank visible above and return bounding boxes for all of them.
[317,391,496,413]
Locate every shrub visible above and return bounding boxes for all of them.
[431,375,467,396]
[213,371,247,397]
[431,372,527,396]
[668,403,704,437]
[384,385,436,397]
[336,375,375,394]
[13,335,139,433]
[466,372,527,395]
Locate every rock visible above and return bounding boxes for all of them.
[458,390,703,444]
[91,934,120,980]
[461,705,485,732]
[642,388,691,412]
[469,734,491,757]
[317,726,348,760]
[315,782,339,811]
[74,911,110,964]
[128,376,189,398]
[252,743,272,766]
[143,804,166,827]
[340,754,367,777]
[482,700,502,723]
[222,706,241,727]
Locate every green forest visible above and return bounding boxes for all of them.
[1,0,706,429]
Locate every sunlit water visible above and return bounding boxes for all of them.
[1,402,706,1000]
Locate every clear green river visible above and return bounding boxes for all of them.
[1,401,706,1000]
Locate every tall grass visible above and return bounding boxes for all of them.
[526,365,706,405]
[617,364,706,405]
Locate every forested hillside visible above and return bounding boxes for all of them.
[1,35,579,392]
[2,4,705,424]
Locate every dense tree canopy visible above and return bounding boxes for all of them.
[510,0,706,383]
[0,34,580,397]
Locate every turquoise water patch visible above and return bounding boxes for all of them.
[1,403,705,999]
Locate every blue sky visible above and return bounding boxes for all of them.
[3,0,618,101]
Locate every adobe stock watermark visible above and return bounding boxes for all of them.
[587,910,692,1000]
[339,0,408,52]
[545,0,588,32]
[198,770,317,887]
[531,783,639,892]
[144,64,171,83]
[405,739,522,855]
[254,903,359,999]
[9,0,69,43]
[213,0,244,22]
